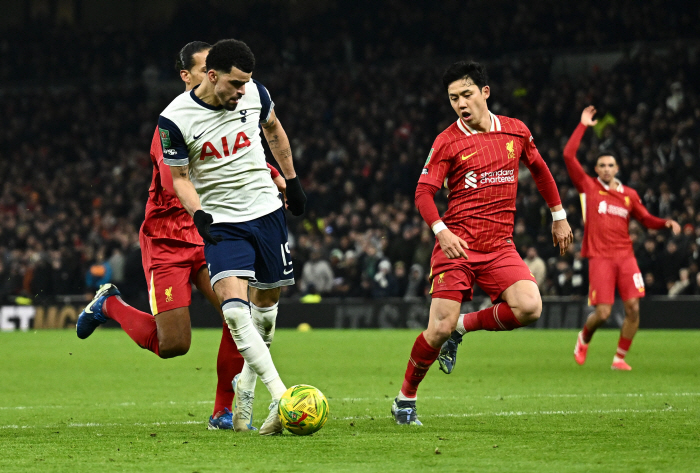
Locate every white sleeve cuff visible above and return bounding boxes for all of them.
[551,209,567,221]
[432,221,448,235]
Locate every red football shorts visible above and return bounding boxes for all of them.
[429,244,537,303]
[588,255,645,305]
[140,233,207,315]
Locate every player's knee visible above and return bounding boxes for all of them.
[596,307,612,321]
[427,316,455,345]
[159,339,190,358]
[514,294,542,325]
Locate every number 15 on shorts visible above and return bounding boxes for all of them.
[281,243,293,275]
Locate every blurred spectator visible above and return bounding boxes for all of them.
[84,247,112,292]
[394,261,408,297]
[668,268,692,296]
[644,272,666,296]
[403,264,427,300]
[524,247,546,290]
[372,260,399,297]
[570,251,588,296]
[300,250,334,295]
[660,241,685,291]
[693,273,700,296]
[554,260,574,296]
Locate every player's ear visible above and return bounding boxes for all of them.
[179,70,189,85]
[481,85,490,99]
[207,69,217,84]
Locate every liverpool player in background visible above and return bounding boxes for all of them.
[391,61,574,425]
[566,106,680,370]
[75,42,286,429]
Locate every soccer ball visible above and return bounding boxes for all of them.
[277,384,329,435]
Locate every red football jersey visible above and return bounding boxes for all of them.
[564,123,666,258]
[140,127,203,245]
[419,113,554,253]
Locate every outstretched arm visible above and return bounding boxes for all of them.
[630,196,681,234]
[563,106,596,193]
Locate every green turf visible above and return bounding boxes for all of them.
[0,328,698,472]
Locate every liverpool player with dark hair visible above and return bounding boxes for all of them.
[391,61,573,425]
[76,41,286,429]
[566,106,680,370]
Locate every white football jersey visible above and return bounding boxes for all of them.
[158,79,282,223]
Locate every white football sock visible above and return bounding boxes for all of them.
[455,314,467,335]
[222,299,286,399]
[397,391,417,402]
[236,302,280,392]
[251,302,278,346]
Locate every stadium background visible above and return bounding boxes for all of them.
[1,0,700,330]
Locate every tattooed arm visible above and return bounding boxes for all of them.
[261,109,296,179]
[170,164,203,216]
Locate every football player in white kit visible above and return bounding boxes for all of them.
[157,39,306,435]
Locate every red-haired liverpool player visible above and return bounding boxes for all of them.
[391,61,573,425]
[566,106,680,370]
[76,42,286,429]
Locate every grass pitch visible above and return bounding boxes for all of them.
[0,328,698,472]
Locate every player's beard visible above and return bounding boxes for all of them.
[222,94,242,111]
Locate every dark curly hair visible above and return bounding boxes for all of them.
[174,41,211,71]
[442,60,489,92]
[205,39,256,74]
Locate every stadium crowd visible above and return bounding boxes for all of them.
[1,8,700,303]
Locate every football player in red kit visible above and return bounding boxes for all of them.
[76,42,286,429]
[392,60,573,425]
[566,106,680,370]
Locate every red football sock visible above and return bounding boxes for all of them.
[461,303,522,332]
[400,333,440,399]
[104,296,160,356]
[616,336,633,359]
[213,323,245,416]
[581,324,594,344]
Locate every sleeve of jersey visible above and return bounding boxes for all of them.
[157,116,189,167]
[415,182,442,228]
[562,123,592,194]
[417,138,450,189]
[631,193,667,229]
[254,80,274,124]
[519,126,561,208]
[267,162,280,179]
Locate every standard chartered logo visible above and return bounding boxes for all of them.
[464,169,515,189]
[464,171,478,189]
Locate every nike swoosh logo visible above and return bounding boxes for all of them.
[193,131,205,140]
[283,268,294,275]
[461,151,477,160]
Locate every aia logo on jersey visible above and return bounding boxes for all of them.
[199,132,251,160]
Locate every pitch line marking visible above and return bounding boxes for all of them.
[1,392,699,411]
[0,407,688,430]
[338,406,687,421]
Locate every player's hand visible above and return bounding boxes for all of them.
[666,219,681,235]
[581,105,598,127]
[193,210,223,246]
[436,229,469,260]
[285,176,307,216]
[552,219,574,255]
